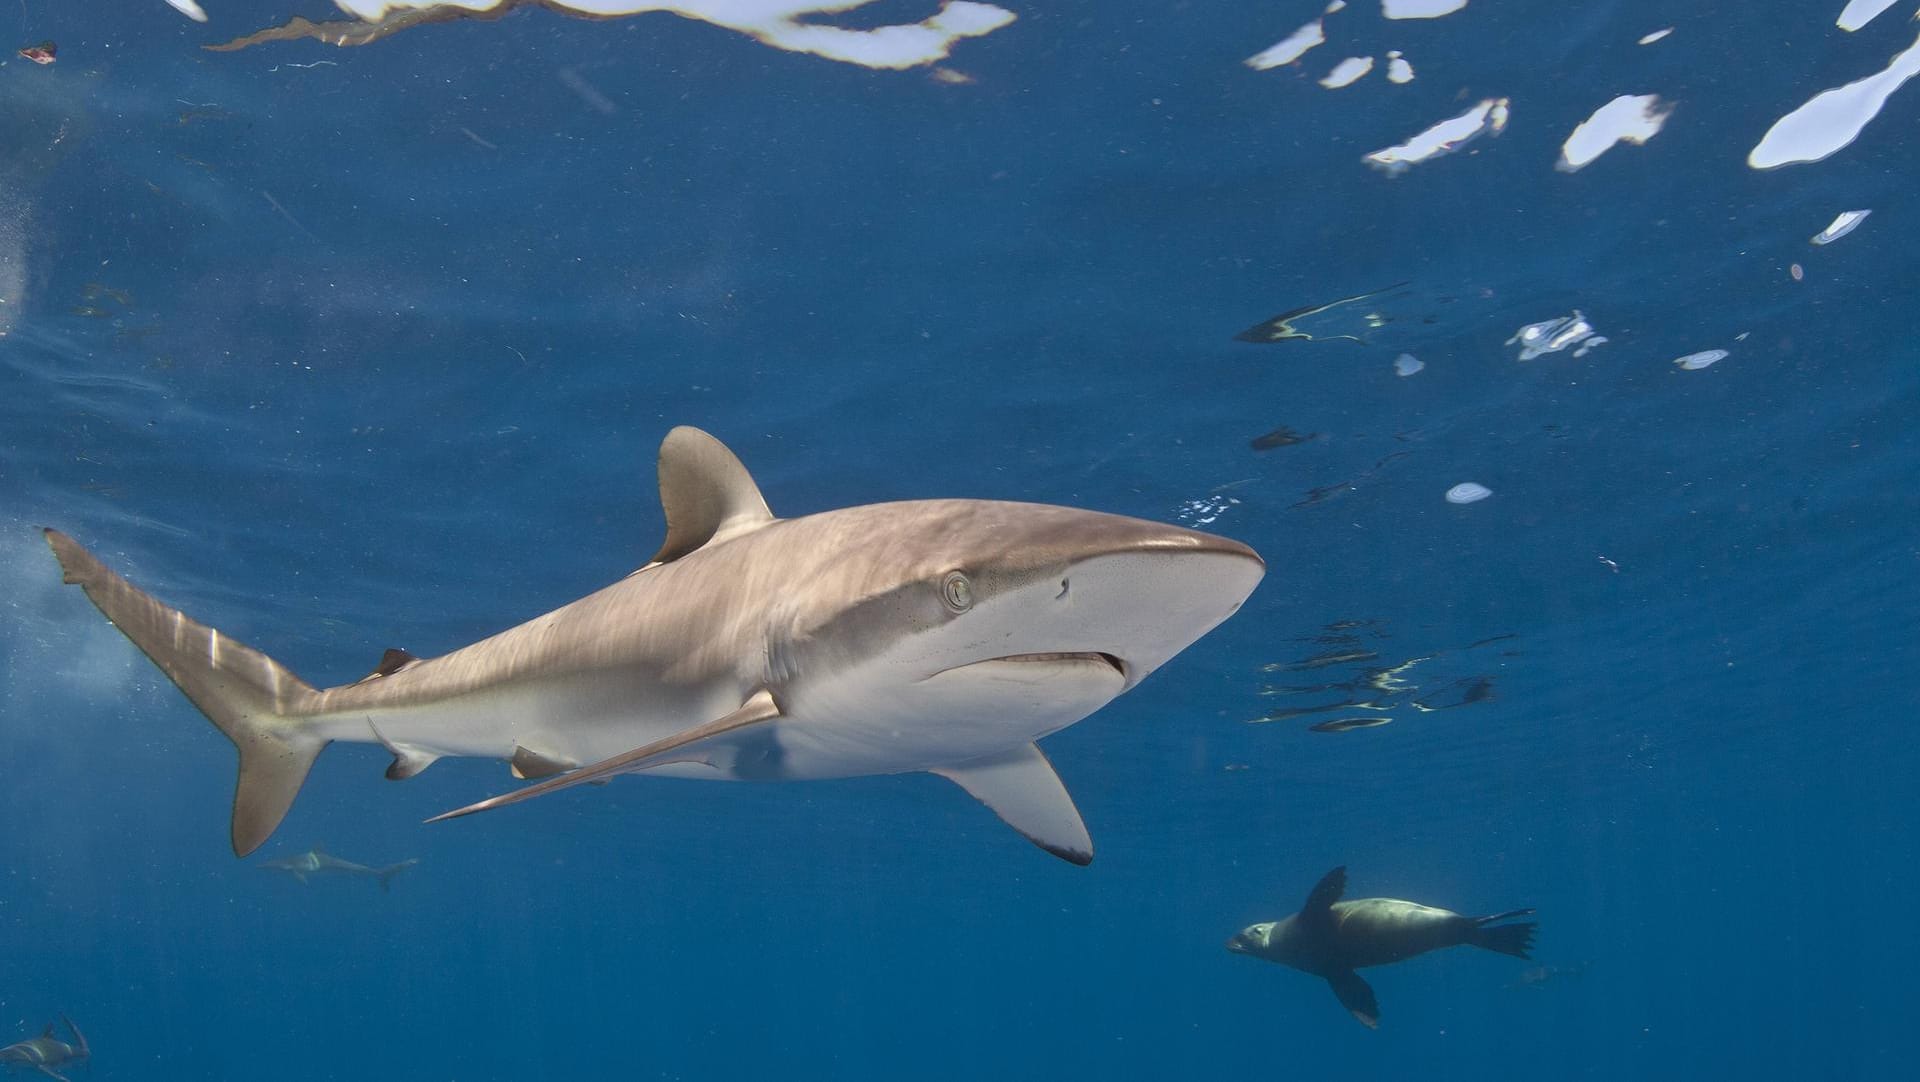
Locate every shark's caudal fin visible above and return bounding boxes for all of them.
[377,859,419,892]
[59,1015,87,1060]
[43,530,326,857]
[1469,908,1538,959]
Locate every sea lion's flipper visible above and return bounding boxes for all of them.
[1469,909,1538,959]
[1299,866,1347,929]
[1326,969,1379,1029]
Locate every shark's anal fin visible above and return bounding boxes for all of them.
[427,690,783,823]
[931,743,1093,866]
[510,745,577,780]
[1327,969,1380,1029]
[368,721,439,780]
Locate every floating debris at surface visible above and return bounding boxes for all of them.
[1320,56,1374,88]
[1507,311,1596,361]
[1251,622,1509,730]
[1393,353,1424,377]
[1811,209,1871,245]
[1445,482,1491,504]
[208,1,1019,70]
[1386,50,1414,83]
[1235,282,1407,344]
[1382,0,1467,19]
[1250,426,1319,451]
[1749,28,1920,168]
[1310,716,1394,733]
[1673,349,1728,370]
[1790,262,1805,281]
[1557,95,1673,172]
[1638,27,1672,45]
[17,40,56,64]
[1364,98,1509,175]
[1838,0,1898,32]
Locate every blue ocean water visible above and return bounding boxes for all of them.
[2,0,1916,1077]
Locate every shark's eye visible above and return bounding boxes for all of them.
[940,571,974,613]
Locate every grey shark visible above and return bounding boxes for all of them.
[1,1016,88,1082]
[260,846,418,890]
[46,426,1264,863]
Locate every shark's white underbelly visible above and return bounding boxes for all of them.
[304,669,1113,783]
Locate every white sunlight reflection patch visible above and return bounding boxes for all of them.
[1556,94,1673,172]
[1750,29,1920,168]
[1364,97,1508,175]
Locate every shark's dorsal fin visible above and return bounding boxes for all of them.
[41,1023,53,1038]
[645,426,775,567]
[932,743,1093,865]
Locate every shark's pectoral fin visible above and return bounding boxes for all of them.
[1327,969,1380,1029]
[34,1065,71,1082]
[510,745,578,780]
[426,690,783,823]
[368,721,439,780]
[931,743,1093,866]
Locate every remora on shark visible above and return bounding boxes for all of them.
[46,427,1264,863]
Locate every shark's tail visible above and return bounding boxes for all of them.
[1469,908,1538,959]
[377,858,420,892]
[44,529,327,857]
[60,1014,88,1060]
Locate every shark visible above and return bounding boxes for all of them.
[45,426,1265,864]
[259,846,419,890]
[0,1016,88,1082]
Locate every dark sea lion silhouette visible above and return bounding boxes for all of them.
[1226,866,1536,1028]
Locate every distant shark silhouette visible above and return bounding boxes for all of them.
[46,426,1264,864]
[259,846,418,891]
[0,1016,88,1081]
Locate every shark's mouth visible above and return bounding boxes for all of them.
[988,651,1128,679]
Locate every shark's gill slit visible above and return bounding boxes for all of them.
[1056,577,1070,599]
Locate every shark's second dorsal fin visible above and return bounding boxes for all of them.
[645,426,775,567]
[358,648,421,683]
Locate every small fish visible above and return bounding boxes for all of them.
[1309,716,1393,733]
[1284,649,1380,670]
[1250,700,1356,723]
[1412,676,1494,711]
[17,40,56,64]
[1249,426,1318,451]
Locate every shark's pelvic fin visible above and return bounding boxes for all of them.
[427,689,784,823]
[932,743,1094,865]
[645,426,776,567]
[43,529,327,857]
[510,745,577,780]
[369,720,439,780]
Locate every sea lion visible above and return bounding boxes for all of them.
[1226,866,1536,1028]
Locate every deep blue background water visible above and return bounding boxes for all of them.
[2,1,1916,1078]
